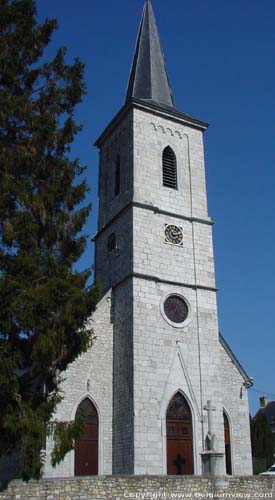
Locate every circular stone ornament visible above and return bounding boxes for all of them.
[165,224,183,245]
[161,294,192,328]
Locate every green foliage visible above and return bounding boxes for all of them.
[49,417,84,468]
[0,0,100,480]
[251,412,275,474]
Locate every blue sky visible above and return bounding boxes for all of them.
[36,0,275,416]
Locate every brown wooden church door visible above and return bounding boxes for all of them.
[166,392,194,475]
[223,412,232,475]
[74,398,98,476]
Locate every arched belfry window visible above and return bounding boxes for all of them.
[162,146,177,189]
[115,155,120,197]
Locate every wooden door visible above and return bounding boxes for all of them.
[166,392,194,475]
[223,412,232,475]
[74,398,98,476]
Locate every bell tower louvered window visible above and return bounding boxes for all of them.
[115,155,120,197]
[162,146,177,189]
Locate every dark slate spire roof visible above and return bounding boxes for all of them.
[125,0,174,107]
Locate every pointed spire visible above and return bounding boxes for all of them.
[125,0,174,107]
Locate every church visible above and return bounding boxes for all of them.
[45,0,253,478]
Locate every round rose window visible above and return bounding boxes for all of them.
[163,295,189,325]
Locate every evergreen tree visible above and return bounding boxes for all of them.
[251,413,275,473]
[0,0,99,480]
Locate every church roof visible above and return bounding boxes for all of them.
[219,333,253,388]
[125,0,174,107]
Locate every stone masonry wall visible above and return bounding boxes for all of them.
[95,109,134,296]
[129,104,252,476]
[1,476,275,500]
[44,290,113,477]
[131,105,227,475]
[133,108,210,221]
[97,111,134,230]
[95,206,133,294]
[219,343,253,475]
[132,277,226,475]
[112,281,134,474]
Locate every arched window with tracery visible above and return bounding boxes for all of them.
[115,155,121,197]
[162,146,177,189]
[74,398,98,476]
[166,392,193,475]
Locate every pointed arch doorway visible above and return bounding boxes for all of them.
[74,398,98,476]
[223,412,232,475]
[166,392,194,475]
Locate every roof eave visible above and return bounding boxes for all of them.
[132,98,209,130]
[219,333,253,388]
[95,98,208,148]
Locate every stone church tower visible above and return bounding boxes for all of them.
[45,0,253,477]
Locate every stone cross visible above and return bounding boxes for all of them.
[204,400,217,451]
